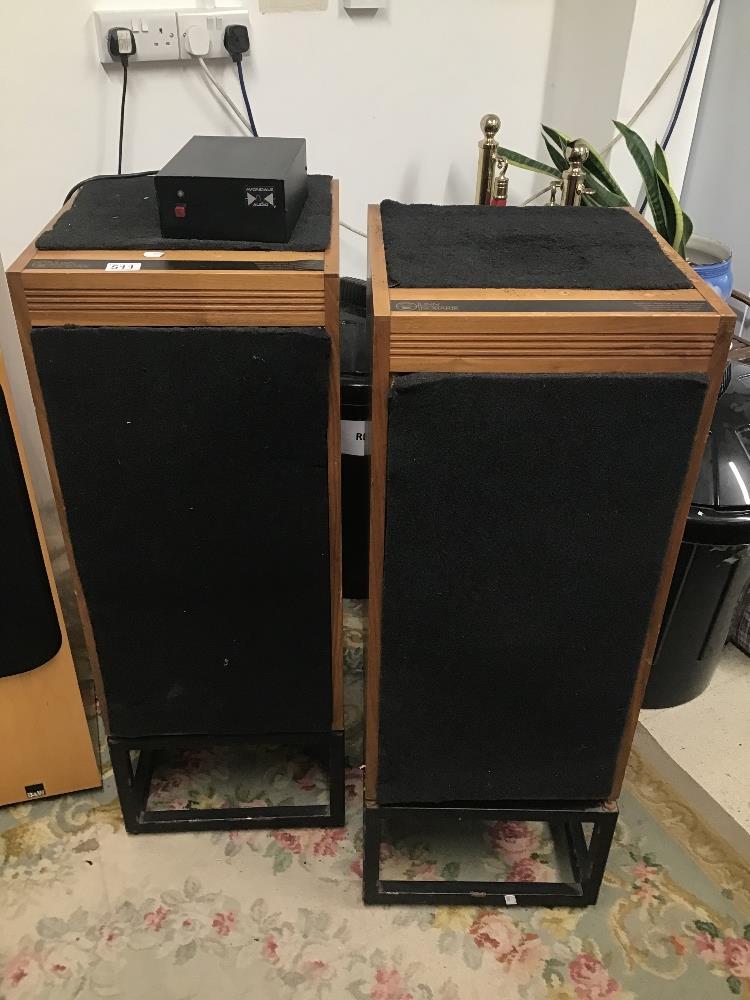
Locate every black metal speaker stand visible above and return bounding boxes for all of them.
[363,800,618,907]
[110,731,345,834]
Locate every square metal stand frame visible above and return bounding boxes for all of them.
[110,731,345,834]
[363,801,618,907]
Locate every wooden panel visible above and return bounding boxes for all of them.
[609,310,735,796]
[324,180,344,732]
[7,272,111,732]
[0,352,100,806]
[364,205,391,805]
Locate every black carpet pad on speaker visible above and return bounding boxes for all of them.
[0,388,61,677]
[377,372,706,804]
[36,174,332,251]
[32,325,332,738]
[380,202,692,289]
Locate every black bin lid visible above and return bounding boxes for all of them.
[340,277,369,382]
[688,356,750,543]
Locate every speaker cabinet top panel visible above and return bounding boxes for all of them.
[369,203,733,376]
[8,180,339,329]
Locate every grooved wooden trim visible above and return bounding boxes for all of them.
[325,181,344,732]
[25,309,326,328]
[389,356,712,375]
[365,204,390,805]
[609,310,735,797]
[0,349,100,805]
[390,313,717,337]
[390,288,705,302]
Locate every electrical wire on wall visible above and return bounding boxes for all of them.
[522,1,719,208]
[637,0,717,213]
[106,28,136,174]
[224,25,258,137]
[70,22,369,239]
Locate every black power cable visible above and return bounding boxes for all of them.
[638,0,717,213]
[118,60,129,174]
[63,171,158,207]
[224,25,258,138]
[107,28,136,174]
[236,61,259,138]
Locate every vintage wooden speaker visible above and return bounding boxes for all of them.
[363,202,733,906]
[7,175,343,832]
[0,347,99,806]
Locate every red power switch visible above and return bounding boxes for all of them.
[174,204,187,218]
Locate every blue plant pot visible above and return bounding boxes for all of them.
[687,236,733,300]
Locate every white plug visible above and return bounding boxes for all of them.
[186,24,211,57]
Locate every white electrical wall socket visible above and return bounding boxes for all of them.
[94,9,251,64]
[94,11,180,63]
[177,10,251,60]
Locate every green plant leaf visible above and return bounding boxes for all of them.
[653,142,670,185]
[542,136,569,173]
[655,167,683,253]
[496,146,560,178]
[543,125,627,200]
[582,142,628,200]
[727,976,742,995]
[584,173,630,208]
[541,124,570,152]
[614,120,669,240]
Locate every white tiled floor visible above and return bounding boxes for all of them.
[638,643,750,854]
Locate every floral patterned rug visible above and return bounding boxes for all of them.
[1,600,749,999]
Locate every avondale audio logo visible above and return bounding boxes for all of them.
[245,186,275,208]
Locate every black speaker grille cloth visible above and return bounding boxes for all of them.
[0,388,61,677]
[31,326,332,737]
[380,203,692,290]
[378,372,706,804]
[37,175,332,252]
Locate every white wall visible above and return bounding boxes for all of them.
[0,0,717,512]
[682,0,749,292]
[609,0,719,205]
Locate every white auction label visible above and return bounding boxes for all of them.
[342,419,368,457]
[105,262,141,271]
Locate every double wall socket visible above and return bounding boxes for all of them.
[94,9,251,64]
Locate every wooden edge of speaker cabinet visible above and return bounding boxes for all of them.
[609,309,735,798]
[364,204,390,804]
[325,180,344,731]
[0,349,100,806]
[625,206,735,321]
[8,267,111,733]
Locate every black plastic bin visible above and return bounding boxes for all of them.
[644,358,750,708]
[340,278,370,599]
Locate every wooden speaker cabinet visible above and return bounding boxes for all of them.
[364,202,734,906]
[0,348,99,806]
[7,179,343,832]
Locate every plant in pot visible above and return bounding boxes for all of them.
[498,122,733,299]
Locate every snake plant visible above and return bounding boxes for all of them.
[498,122,693,259]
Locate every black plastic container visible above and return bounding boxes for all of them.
[644,358,750,708]
[340,278,370,599]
